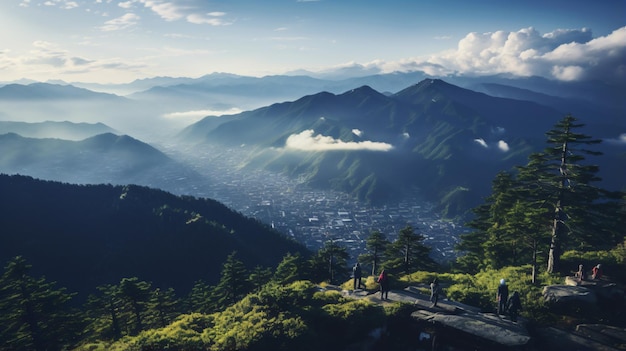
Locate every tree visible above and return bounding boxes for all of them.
[146,287,179,328]
[119,277,152,334]
[215,251,250,306]
[0,256,79,351]
[308,240,349,284]
[84,284,124,340]
[359,230,389,276]
[274,252,306,285]
[248,265,273,291]
[387,226,433,275]
[520,115,619,273]
[185,280,215,314]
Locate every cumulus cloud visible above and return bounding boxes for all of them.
[474,138,488,148]
[99,13,140,31]
[498,140,510,152]
[186,12,231,26]
[373,26,626,84]
[285,130,393,152]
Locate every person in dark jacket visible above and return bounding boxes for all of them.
[507,291,522,322]
[378,269,389,300]
[430,278,440,307]
[497,278,509,315]
[353,262,365,290]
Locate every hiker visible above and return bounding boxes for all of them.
[377,269,389,300]
[592,264,603,280]
[497,278,509,315]
[507,291,522,322]
[575,264,586,282]
[430,278,440,307]
[353,262,365,290]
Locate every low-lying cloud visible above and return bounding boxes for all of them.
[285,130,393,152]
[474,138,510,152]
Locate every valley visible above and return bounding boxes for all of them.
[158,142,465,262]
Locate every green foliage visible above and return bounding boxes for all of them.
[0,256,81,351]
[456,115,625,274]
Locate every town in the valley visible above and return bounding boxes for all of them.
[160,143,467,264]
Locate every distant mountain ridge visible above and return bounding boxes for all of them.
[0,120,117,140]
[179,79,625,218]
[0,132,207,194]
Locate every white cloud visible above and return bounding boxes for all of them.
[118,1,133,9]
[605,133,626,145]
[352,129,362,137]
[138,0,185,21]
[402,132,410,139]
[99,13,140,31]
[373,26,626,84]
[186,13,231,26]
[498,140,510,152]
[285,130,393,152]
[163,108,242,123]
[136,0,230,25]
[474,138,488,148]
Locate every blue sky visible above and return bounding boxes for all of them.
[1,0,625,84]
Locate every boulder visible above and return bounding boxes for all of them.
[542,285,598,305]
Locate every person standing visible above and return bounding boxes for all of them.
[507,291,523,322]
[430,278,440,307]
[592,264,603,280]
[353,262,365,290]
[378,269,389,300]
[497,278,509,315]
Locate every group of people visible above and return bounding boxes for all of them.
[353,263,527,322]
[575,263,604,282]
[352,263,390,299]
[496,279,523,322]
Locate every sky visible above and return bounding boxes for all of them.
[1,0,625,84]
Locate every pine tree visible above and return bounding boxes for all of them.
[359,230,389,276]
[119,277,152,334]
[0,256,79,351]
[185,280,215,314]
[146,287,179,328]
[308,240,349,284]
[519,115,619,273]
[274,252,305,285]
[215,251,249,306]
[84,284,125,340]
[387,226,433,275]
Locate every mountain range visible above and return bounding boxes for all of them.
[179,79,625,217]
[0,132,208,195]
[1,73,623,218]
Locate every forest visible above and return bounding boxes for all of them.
[1,115,624,350]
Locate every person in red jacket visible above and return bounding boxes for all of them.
[378,269,389,300]
[592,264,603,280]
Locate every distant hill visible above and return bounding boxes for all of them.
[0,132,207,194]
[179,79,625,218]
[0,121,117,140]
[0,82,123,100]
[0,174,308,297]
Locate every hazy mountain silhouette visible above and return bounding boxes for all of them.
[0,121,117,140]
[0,132,207,194]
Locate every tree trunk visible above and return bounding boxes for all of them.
[531,239,537,284]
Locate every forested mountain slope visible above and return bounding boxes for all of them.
[0,174,308,297]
